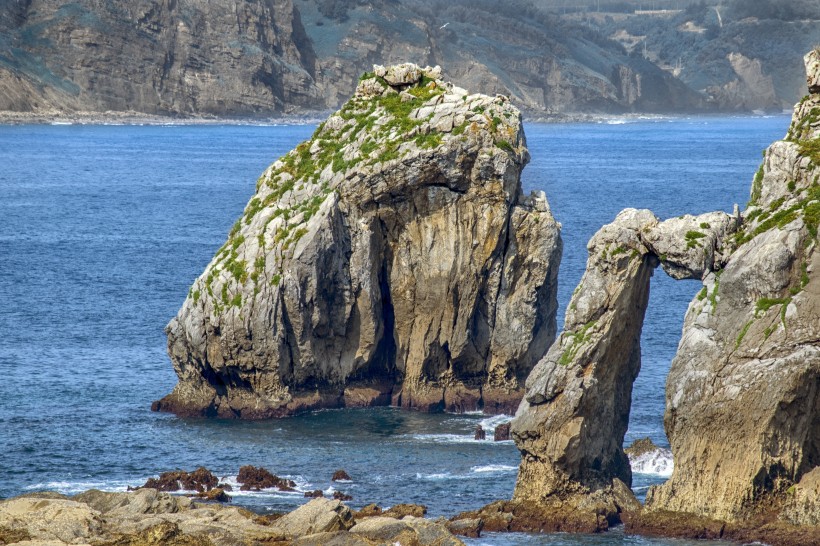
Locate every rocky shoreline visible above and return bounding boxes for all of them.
[0,488,467,546]
[1,108,774,127]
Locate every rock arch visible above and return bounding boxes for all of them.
[509,50,820,533]
[511,208,739,522]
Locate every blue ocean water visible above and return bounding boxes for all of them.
[0,116,789,544]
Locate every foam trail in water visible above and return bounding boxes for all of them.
[470,464,517,474]
[629,447,674,477]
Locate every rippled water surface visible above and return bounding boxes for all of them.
[0,116,789,544]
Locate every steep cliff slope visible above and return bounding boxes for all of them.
[597,2,820,111]
[0,0,321,115]
[296,0,707,116]
[154,64,562,418]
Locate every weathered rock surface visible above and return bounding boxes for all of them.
[511,207,737,525]
[155,64,562,418]
[645,51,820,525]
[0,491,463,546]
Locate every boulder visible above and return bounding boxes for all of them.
[382,504,427,519]
[73,489,193,517]
[155,63,562,419]
[0,497,104,544]
[332,491,352,501]
[304,490,324,499]
[268,498,354,538]
[350,516,464,546]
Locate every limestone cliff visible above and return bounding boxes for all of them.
[504,49,820,536]
[154,64,562,418]
[645,49,820,524]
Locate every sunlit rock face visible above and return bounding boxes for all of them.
[154,64,562,419]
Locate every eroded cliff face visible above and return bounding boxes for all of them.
[506,49,820,535]
[0,0,320,115]
[154,64,562,419]
[511,208,737,528]
[645,50,820,524]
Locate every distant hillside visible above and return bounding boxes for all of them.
[0,0,814,118]
[587,0,820,111]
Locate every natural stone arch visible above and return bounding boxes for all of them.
[511,207,739,522]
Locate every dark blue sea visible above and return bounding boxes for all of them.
[0,115,789,544]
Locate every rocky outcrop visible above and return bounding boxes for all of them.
[510,207,737,527]
[645,49,820,524]
[503,49,820,539]
[0,490,464,546]
[154,64,562,418]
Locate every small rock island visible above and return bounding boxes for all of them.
[154,64,562,419]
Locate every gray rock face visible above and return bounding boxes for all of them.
[512,208,737,517]
[0,0,321,116]
[154,64,562,418]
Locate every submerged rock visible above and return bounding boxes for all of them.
[155,63,562,418]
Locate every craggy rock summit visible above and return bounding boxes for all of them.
[155,63,562,418]
[505,49,820,539]
[511,208,737,530]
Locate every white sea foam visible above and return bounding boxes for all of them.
[23,480,135,494]
[470,464,517,474]
[477,414,513,431]
[629,447,674,477]
[218,474,311,498]
[405,433,487,444]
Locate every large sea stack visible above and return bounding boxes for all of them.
[154,64,562,419]
[485,50,820,541]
